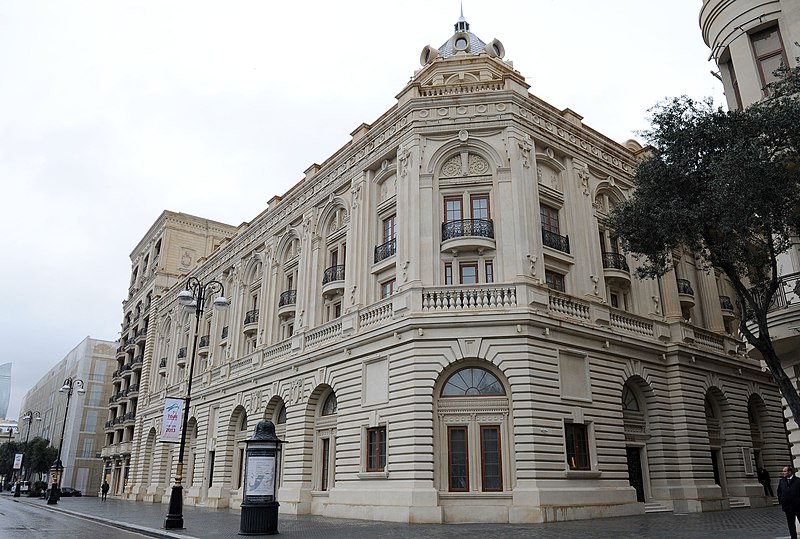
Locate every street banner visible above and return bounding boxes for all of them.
[160,397,184,443]
[13,453,22,470]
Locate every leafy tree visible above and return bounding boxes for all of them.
[608,65,800,425]
[0,441,22,479]
[24,437,57,479]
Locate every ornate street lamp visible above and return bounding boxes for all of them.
[14,410,41,498]
[164,277,229,530]
[47,378,85,505]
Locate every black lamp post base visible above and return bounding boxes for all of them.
[46,484,59,505]
[164,485,185,529]
[239,501,279,535]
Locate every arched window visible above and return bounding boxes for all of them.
[276,403,287,424]
[622,386,640,412]
[436,366,509,493]
[322,393,338,416]
[441,368,505,397]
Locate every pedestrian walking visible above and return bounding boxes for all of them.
[758,467,775,496]
[101,480,109,501]
[778,465,800,539]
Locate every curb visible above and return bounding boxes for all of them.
[6,496,200,539]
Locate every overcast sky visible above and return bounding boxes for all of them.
[0,1,725,421]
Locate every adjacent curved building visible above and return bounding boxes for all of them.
[700,0,799,109]
[700,0,800,467]
[111,15,790,523]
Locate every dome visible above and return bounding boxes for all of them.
[419,11,505,66]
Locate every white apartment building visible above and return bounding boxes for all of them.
[114,15,790,523]
[19,337,116,495]
[700,0,800,466]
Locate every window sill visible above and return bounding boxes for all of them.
[357,471,389,480]
[564,470,601,479]
[439,491,512,500]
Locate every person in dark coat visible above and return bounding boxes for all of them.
[758,467,775,496]
[100,480,109,501]
[778,465,800,539]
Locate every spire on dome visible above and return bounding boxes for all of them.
[454,3,469,33]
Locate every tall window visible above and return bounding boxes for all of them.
[726,60,743,110]
[383,215,396,242]
[545,270,566,292]
[448,426,469,491]
[471,194,490,220]
[485,261,494,283]
[321,438,331,491]
[540,204,560,234]
[444,263,453,285]
[459,263,478,285]
[565,423,590,470]
[381,279,395,298]
[480,426,502,491]
[751,26,788,93]
[366,427,387,472]
[445,197,463,222]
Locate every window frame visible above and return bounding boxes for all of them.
[480,425,503,492]
[447,425,469,492]
[565,423,591,471]
[459,263,479,285]
[540,204,561,234]
[444,196,463,223]
[382,214,397,242]
[750,25,788,93]
[366,426,387,472]
[381,279,396,298]
[545,270,566,292]
[470,193,491,220]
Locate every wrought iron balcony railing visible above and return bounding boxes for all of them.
[719,295,735,311]
[322,265,345,285]
[676,279,694,296]
[159,357,167,368]
[442,219,494,241]
[198,335,210,348]
[177,347,187,359]
[374,238,397,263]
[279,289,297,308]
[221,325,229,340]
[244,309,259,325]
[542,229,570,254]
[601,252,629,272]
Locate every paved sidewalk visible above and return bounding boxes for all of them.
[1,491,794,538]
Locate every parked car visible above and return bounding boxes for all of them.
[18,481,30,494]
[60,487,82,497]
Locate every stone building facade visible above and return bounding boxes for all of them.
[700,0,800,466]
[115,16,789,523]
[102,211,239,496]
[19,337,116,495]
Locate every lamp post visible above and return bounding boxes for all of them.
[14,410,41,497]
[47,377,85,505]
[164,277,229,530]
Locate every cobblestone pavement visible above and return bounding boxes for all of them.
[1,492,794,539]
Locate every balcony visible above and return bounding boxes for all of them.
[278,289,297,318]
[177,347,188,368]
[122,364,133,377]
[131,355,143,370]
[676,278,695,310]
[135,328,147,342]
[112,369,122,381]
[601,252,631,288]
[542,229,570,254]
[746,272,800,362]
[374,238,397,263]
[441,219,495,252]
[221,325,229,341]
[116,346,126,359]
[104,421,114,432]
[158,357,167,375]
[123,412,136,424]
[198,334,210,356]
[322,265,345,297]
[243,309,259,335]
[127,383,139,396]
[719,295,736,323]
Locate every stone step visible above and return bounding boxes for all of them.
[644,502,671,513]
[728,497,750,509]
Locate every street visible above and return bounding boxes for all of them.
[0,493,796,539]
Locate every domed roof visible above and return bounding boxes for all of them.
[419,10,505,66]
[437,14,487,57]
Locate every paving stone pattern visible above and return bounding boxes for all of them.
[2,493,794,539]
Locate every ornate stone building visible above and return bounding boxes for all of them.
[102,211,239,496]
[113,16,789,523]
[700,0,800,466]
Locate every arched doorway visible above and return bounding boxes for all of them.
[622,380,650,503]
[705,392,727,496]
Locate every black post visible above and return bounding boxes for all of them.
[48,379,83,505]
[165,278,227,530]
